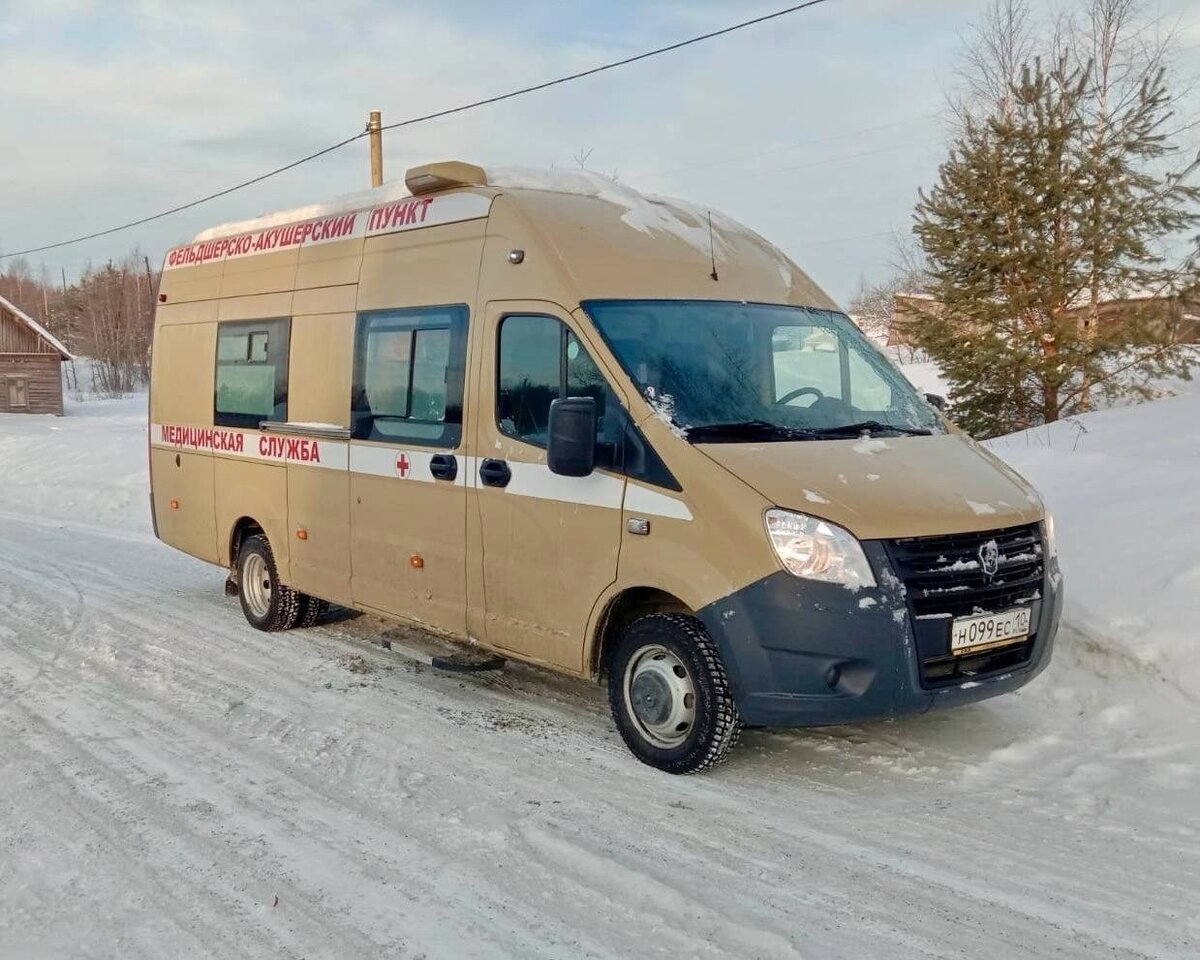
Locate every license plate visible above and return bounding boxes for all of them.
[950,608,1032,654]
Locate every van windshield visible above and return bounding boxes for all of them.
[583,300,942,441]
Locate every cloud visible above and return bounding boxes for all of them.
[2,0,1196,302]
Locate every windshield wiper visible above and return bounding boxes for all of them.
[684,421,821,443]
[806,420,933,437]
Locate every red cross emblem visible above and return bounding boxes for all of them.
[395,452,411,478]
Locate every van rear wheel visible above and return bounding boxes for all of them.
[237,534,303,632]
[608,613,741,774]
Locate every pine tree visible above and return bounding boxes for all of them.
[913,49,1199,438]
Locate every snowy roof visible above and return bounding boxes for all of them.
[0,293,72,359]
[182,163,821,301]
[195,165,763,261]
[193,180,418,242]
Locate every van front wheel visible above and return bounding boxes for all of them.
[237,534,303,632]
[608,614,741,774]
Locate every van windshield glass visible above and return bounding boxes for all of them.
[584,300,942,441]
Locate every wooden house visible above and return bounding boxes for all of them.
[0,294,72,416]
[888,290,1200,349]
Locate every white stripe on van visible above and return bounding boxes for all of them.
[151,423,348,470]
[503,460,626,510]
[625,481,694,522]
[151,424,692,521]
[349,443,437,484]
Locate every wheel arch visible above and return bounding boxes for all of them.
[588,586,693,679]
[228,516,266,570]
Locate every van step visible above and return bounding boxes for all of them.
[431,653,507,673]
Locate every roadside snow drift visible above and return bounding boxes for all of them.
[989,392,1200,702]
[1,390,1197,959]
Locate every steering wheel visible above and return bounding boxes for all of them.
[776,386,824,406]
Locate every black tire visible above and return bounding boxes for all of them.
[298,596,330,628]
[607,613,741,774]
[236,534,303,632]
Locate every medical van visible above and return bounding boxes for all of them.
[149,161,1062,773]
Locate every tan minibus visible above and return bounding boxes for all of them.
[149,161,1062,773]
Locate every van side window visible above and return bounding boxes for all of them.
[352,304,467,447]
[497,315,560,446]
[498,315,618,452]
[214,318,290,428]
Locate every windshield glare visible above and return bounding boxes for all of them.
[584,300,941,439]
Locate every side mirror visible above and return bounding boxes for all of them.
[548,397,597,477]
[925,393,947,411]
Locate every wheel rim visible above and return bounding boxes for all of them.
[241,552,272,619]
[623,644,696,749]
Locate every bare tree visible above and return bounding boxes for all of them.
[847,238,931,361]
[62,250,159,397]
[1059,0,1195,407]
[955,0,1038,123]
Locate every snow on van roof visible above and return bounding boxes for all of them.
[188,164,803,291]
[192,181,417,242]
[488,166,755,257]
[491,167,805,291]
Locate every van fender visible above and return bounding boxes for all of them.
[214,460,292,583]
[584,573,736,680]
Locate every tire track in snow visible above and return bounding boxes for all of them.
[1,512,1197,959]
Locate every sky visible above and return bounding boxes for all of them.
[1,0,1198,305]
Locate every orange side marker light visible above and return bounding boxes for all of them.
[297,529,308,540]
[410,554,424,569]
[169,499,179,510]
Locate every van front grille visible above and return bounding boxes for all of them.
[884,523,1045,688]
[885,523,1044,618]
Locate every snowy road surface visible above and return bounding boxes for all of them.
[1,397,1198,959]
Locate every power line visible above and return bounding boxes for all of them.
[1,131,369,261]
[631,112,942,180]
[0,0,836,262]
[377,0,836,136]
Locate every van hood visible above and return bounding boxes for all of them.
[697,433,1043,540]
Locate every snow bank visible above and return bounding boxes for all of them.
[988,387,1200,699]
[0,393,150,535]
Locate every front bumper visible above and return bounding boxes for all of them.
[697,542,1063,728]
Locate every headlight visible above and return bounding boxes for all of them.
[1043,513,1058,560]
[764,509,876,589]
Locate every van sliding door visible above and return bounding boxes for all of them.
[348,305,470,637]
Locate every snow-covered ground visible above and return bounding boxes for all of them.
[1,391,1198,959]
[899,359,950,399]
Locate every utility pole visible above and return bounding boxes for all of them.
[368,110,383,187]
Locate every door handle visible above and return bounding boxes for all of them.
[429,454,458,482]
[479,458,511,488]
